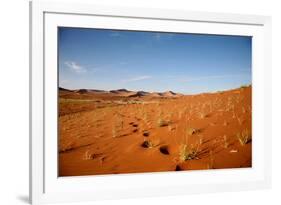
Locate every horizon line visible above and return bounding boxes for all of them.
[59,83,252,95]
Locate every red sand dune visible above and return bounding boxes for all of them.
[59,86,252,176]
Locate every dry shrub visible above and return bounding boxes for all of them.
[236,129,251,146]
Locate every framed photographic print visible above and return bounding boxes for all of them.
[30,1,272,204]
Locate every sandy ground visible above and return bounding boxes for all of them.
[59,86,252,176]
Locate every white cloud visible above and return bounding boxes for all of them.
[64,61,86,73]
[123,75,152,82]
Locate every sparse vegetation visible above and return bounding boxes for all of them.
[233,112,243,125]
[179,144,199,161]
[198,111,207,119]
[142,140,158,148]
[158,118,170,127]
[223,135,229,148]
[186,127,199,135]
[199,135,203,146]
[240,85,249,89]
[84,150,93,160]
[236,129,251,146]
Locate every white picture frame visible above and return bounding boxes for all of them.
[30,1,272,204]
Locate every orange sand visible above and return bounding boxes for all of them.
[59,86,252,176]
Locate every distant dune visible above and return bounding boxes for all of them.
[59,87,183,98]
[110,89,136,97]
[75,89,108,94]
[109,89,130,94]
[128,91,150,97]
[59,87,73,92]
[158,91,180,97]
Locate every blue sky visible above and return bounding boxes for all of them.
[58,27,251,94]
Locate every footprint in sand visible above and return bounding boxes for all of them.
[159,145,170,155]
[143,130,150,137]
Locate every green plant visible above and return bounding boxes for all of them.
[198,136,203,150]
[240,85,248,89]
[186,127,198,135]
[233,112,243,125]
[223,135,229,148]
[179,144,199,161]
[236,129,251,146]
[198,112,206,119]
[141,139,159,148]
[84,150,93,160]
[158,118,169,127]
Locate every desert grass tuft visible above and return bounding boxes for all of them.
[186,127,199,135]
[179,144,199,161]
[236,129,251,146]
[223,135,229,148]
[240,85,248,89]
[141,140,158,148]
[158,118,170,127]
[84,150,93,160]
[198,111,207,119]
